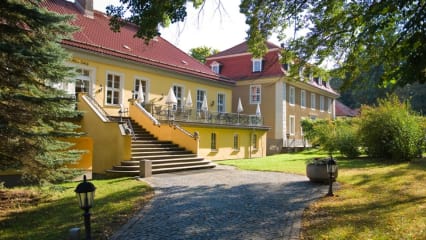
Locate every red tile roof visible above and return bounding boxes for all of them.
[206,41,339,96]
[42,0,233,85]
[335,100,359,117]
[208,41,281,58]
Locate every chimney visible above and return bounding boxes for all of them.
[75,0,94,19]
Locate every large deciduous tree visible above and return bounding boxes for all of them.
[0,0,82,184]
[189,46,219,63]
[106,0,425,88]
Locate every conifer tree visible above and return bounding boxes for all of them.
[0,0,82,184]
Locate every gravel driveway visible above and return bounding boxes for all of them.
[111,165,329,240]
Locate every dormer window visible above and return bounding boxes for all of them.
[210,62,220,74]
[252,58,262,72]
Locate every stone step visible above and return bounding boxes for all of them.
[131,154,197,161]
[111,160,212,171]
[120,157,206,166]
[152,164,216,174]
[131,147,185,152]
[132,150,192,156]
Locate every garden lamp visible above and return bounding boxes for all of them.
[326,157,337,196]
[75,175,96,240]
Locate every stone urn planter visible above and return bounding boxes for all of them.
[306,158,338,183]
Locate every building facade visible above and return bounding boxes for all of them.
[43,0,269,175]
[206,42,339,154]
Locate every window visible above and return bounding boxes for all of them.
[211,62,220,74]
[233,134,239,151]
[289,86,295,106]
[301,90,306,108]
[252,133,258,150]
[211,133,217,150]
[252,58,262,72]
[289,115,296,136]
[328,98,332,113]
[173,85,183,110]
[106,73,122,105]
[196,89,206,111]
[320,95,324,112]
[250,85,261,104]
[134,78,148,102]
[217,93,225,113]
[311,93,316,110]
[73,68,92,98]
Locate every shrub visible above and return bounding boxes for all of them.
[302,118,361,158]
[359,94,423,161]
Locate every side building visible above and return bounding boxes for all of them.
[206,41,339,154]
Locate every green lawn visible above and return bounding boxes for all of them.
[218,149,330,175]
[0,177,153,240]
[219,152,426,240]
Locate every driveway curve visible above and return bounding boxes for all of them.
[111,165,329,240]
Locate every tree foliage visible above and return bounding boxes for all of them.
[189,46,219,63]
[106,0,425,88]
[0,0,83,184]
[359,94,424,161]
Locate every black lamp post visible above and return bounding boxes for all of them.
[326,157,337,196]
[75,175,96,240]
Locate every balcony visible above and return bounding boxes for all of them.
[145,104,264,127]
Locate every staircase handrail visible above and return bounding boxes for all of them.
[81,94,111,122]
[172,124,196,139]
[134,102,160,126]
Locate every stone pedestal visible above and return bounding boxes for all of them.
[140,160,152,178]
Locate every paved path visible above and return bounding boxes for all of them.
[111,165,329,240]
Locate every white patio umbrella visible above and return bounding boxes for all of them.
[237,97,243,123]
[237,97,244,113]
[256,103,261,117]
[165,87,177,105]
[185,90,193,108]
[201,94,208,112]
[136,85,144,104]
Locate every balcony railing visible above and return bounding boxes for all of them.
[144,103,264,127]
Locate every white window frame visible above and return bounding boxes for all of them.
[301,90,306,108]
[217,93,226,113]
[311,93,316,110]
[252,58,262,72]
[211,132,217,151]
[173,85,184,110]
[252,133,258,150]
[233,134,240,151]
[289,86,295,106]
[289,115,296,136]
[211,62,220,74]
[328,98,332,113]
[249,85,261,104]
[134,77,149,103]
[196,89,206,112]
[105,72,123,106]
[320,95,325,112]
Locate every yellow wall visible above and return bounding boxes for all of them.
[78,95,131,174]
[182,125,268,160]
[66,136,93,170]
[129,102,199,154]
[69,52,233,117]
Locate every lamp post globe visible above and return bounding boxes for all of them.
[75,175,96,240]
[326,157,337,196]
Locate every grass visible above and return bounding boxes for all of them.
[0,177,153,240]
[219,151,426,240]
[218,149,330,175]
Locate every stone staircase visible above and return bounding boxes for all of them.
[106,118,215,176]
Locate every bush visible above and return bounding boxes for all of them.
[302,119,361,158]
[359,94,424,161]
[335,119,362,158]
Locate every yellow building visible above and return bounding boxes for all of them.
[43,0,269,176]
